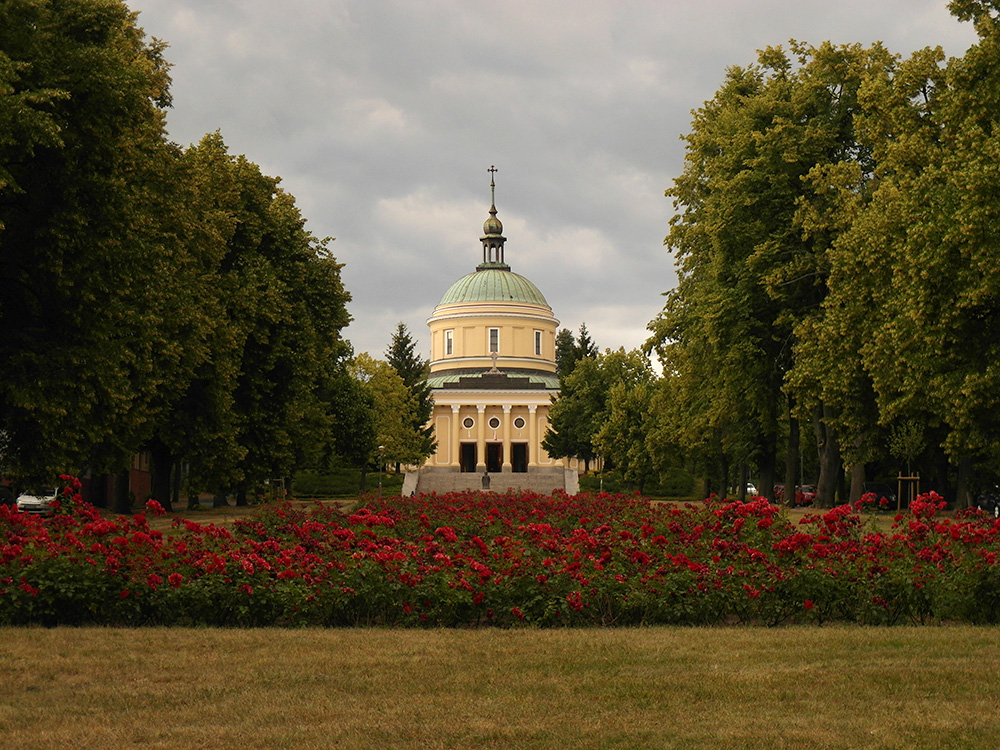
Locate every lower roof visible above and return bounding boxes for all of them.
[427,367,560,391]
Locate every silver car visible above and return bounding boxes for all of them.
[16,487,58,515]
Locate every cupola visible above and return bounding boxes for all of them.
[478,165,509,270]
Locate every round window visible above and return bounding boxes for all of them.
[488,416,501,429]
[513,417,526,430]
[462,417,475,429]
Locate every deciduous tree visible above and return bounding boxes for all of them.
[0,0,207,480]
[649,41,897,506]
[544,348,651,471]
[350,353,427,470]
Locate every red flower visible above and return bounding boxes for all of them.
[803,599,814,610]
[19,581,39,597]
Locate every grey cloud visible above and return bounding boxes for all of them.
[130,0,977,359]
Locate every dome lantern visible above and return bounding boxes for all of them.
[478,165,509,271]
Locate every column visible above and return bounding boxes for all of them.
[528,404,538,468]
[502,405,512,472]
[476,404,486,471]
[450,405,461,469]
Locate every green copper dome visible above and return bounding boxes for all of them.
[437,268,549,307]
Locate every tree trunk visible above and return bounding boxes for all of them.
[113,470,131,514]
[718,453,729,498]
[758,432,777,504]
[149,437,174,512]
[813,403,842,508]
[91,473,108,509]
[956,455,973,510]
[849,463,866,504]
[359,469,367,493]
[172,460,182,508]
[933,446,951,505]
[737,462,748,502]
[783,402,800,508]
[212,491,229,509]
[235,481,248,507]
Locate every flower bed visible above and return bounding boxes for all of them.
[3,480,1000,627]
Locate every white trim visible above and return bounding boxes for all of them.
[428,310,559,326]
[429,355,557,369]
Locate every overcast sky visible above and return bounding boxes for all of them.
[126,0,978,362]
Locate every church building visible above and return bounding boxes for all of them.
[404,169,578,495]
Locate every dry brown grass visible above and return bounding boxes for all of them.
[135,497,356,533]
[2,626,999,749]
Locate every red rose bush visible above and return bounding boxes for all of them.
[3,483,1000,627]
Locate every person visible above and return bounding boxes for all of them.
[482,471,491,490]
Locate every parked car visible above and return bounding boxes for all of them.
[796,485,817,506]
[746,482,759,496]
[16,486,58,515]
[977,491,1000,519]
[862,482,898,510]
[774,483,815,506]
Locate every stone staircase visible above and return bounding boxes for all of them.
[404,467,578,496]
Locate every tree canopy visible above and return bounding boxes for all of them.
[0,0,360,504]
[350,353,429,470]
[645,3,1000,506]
[544,348,651,470]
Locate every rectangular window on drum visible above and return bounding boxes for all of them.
[489,328,499,353]
[445,329,454,356]
[534,330,542,356]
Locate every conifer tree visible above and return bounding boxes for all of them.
[385,323,435,465]
[554,328,578,381]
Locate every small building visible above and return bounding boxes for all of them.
[406,170,577,495]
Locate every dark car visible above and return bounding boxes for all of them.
[862,482,899,510]
[977,491,1000,519]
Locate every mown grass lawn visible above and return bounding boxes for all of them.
[2,625,999,749]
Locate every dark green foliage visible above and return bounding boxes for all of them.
[0,0,199,476]
[0,1,361,499]
[544,349,651,469]
[575,323,598,360]
[293,469,403,497]
[554,328,577,381]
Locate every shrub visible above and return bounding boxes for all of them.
[4,485,1000,627]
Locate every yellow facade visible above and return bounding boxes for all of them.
[428,305,558,373]
[419,174,563,479]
